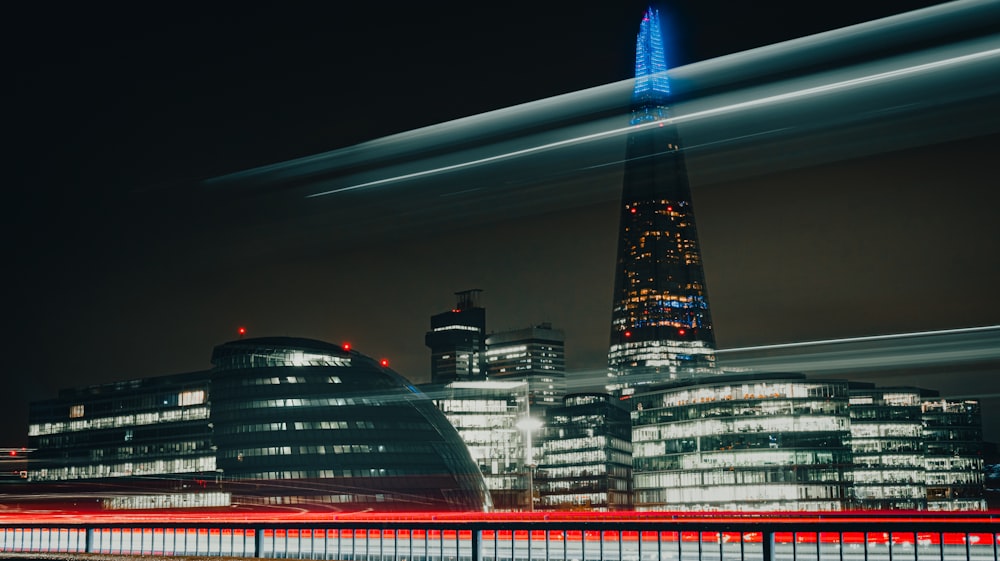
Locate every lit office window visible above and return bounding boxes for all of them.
[178,390,206,406]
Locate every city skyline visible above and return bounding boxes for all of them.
[7,0,999,448]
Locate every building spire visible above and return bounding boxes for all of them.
[608,6,716,393]
[631,7,671,124]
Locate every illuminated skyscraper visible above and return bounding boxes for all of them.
[608,7,716,393]
[426,289,487,385]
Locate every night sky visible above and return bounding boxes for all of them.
[7,1,999,447]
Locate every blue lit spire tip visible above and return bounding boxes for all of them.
[632,5,671,113]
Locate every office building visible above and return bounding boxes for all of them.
[28,370,218,509]
[428,380,533,511]
[847,384,927,510]
[485,323,566,411]
[717,332,989,511]
[23,337,491,512]
[536,393,633,511]
[426,289,487,384]
[608,7,716,394]
[922,397,986,510]
[626,373,987,511]
[630,372,853,511]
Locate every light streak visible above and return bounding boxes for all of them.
[304,121,640,197]
[670,46,999,124]
[557,327,1000,393]
[716,325,1000,353]
[210,0,999,190]
[305,45,1000,199]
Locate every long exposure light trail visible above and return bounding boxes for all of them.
[0,509,997,525]
[561,326,1000,394]
[717,325,1000,353]
[207,0,1000,194]
[196,0,1000,252]
[304,44,1000,198]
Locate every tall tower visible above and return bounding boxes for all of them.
[426,289,487,385]
[608,7,716,394]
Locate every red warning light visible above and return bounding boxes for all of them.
[8,450,15,457]
[630,207,637,214]
[342,342,351,351]
[678,328,686,336]
[237,326,247,337]
[380,359,390,367]
[624,330,632,338]
[666,206,673,212]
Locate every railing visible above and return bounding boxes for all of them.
[0,513,997,560]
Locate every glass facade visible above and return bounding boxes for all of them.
[630,373,852,511]
[536,393,633,511]
[209,337,490,511]
[23,337,492,512]
[28,372,216,487]
[922,398,986,511]
[425,289,487,384]
[608,7,716,393]
[485,323,566,411]
[847,384,927,510]
[428,380,532,511]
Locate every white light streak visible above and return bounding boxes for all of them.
[307,46,1000,199]
[717,325,1000,353]
[305,122,639,197]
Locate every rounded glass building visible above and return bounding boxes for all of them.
[209,337,492,511]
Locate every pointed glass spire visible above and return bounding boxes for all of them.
[631,7,671,124]
[609,5,716,391]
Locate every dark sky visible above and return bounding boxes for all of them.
[7,1,999,446]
